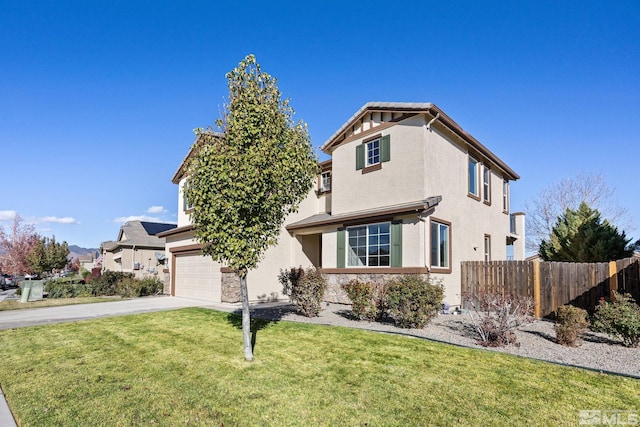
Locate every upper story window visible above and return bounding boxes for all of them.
[356,134,391,172]
[468,156,479,198]
[366,139,380,166]
[502,179,510,213]
[430,218,451,272]
[320,171,331,193]
[483,166,491,204]
[182,185,193,212]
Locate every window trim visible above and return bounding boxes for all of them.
[484,234,491,262]
[430,217,452,273]
[482,165,491,205]
[319,171,331,194]
[502,179,510,214]
[346,221,391,268]
[468,155,480,200]
[365,138,381,167]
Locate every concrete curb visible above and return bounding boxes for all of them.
[0,385,17,427]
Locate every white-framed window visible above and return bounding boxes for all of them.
[484,234,491,262]
[502,179,510,212]
[347,222,390,267]
[483,166,491,204]
[320,171,331,192]
[468,156,479,197]
[182,185,193,212]
[366,138,381,166]
[430,219,450,271]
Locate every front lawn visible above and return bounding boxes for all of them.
[0,308,638,426]
[0,297,120,311]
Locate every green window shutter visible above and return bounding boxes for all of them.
[381,135,391,163]
[336,228,346,268]
[355,144,365,170]
[390,220,402,267]
[182,189,187,212]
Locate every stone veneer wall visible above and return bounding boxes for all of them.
[221,271,242,303]
[323,273,431,304]
[163,269,171,295]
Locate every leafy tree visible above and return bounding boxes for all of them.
[525,172,631,254]
[185,54,318,361]
[27,235,70,275]
[0,214,40,275]
[539,202,633,262]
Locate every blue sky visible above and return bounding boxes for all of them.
[1,1,639,249]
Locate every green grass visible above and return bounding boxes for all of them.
[0,308,638,426]
[0,297,120,311]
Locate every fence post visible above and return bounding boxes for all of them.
[533,261,541,318]
[609,261,618,302]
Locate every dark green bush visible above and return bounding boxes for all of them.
[116,276,163,298]
[279,267,327,317]
[592,293,640,347]
[384,275,443,328]
[91,271,133,296]
[555,305,589,346]
[342,280,384,321]
[45,278,92,298]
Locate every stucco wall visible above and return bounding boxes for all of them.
[331,115,427,215]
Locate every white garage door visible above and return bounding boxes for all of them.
[174,254,222,302]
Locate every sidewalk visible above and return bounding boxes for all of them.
[0,296,241,426]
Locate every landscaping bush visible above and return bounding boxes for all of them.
[116,276,163,298]
[90,271,133,296]
[592,293,640,348]
[341,280,385,321]
[44,278,92,298]
[465,291,535,347]
[383,275,443,328]
[554,304,589,346]
[279,267,327,317]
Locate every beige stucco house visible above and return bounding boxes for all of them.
[101,221,176,279]
[160,102,525,308]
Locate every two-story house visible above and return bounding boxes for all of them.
[101,220,176,279]
[160,102,525,308]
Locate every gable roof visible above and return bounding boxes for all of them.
[171,131,224,184]
[321,102,519,181]
[112,220,177,249]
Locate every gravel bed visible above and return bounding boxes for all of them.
[249,302,640,379]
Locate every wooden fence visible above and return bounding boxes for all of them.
[460,257,640,318]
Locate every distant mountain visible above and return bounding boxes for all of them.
[68,245,99,260]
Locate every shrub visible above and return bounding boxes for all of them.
[554,305,589,346]
[342,280,385,321]
[592,293,640,347]
[45,279,77,298]
[465,291,535,347]
[91,271,133,296]
[383,275,443,328]
[116,276,163,298]
[279,267,327,317]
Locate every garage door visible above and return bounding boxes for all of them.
[174,254,222,302]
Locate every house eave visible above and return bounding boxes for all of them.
[321,102,519,181]
[286,196,442,232]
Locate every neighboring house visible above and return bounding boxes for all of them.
[161,102,525,307]
[101,221,176,279]
[78,254,95,272]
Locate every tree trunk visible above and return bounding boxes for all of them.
[240,274,254,361]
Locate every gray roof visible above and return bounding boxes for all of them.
[287,197,442,231]
[110,220,177,249]
[321,102,519,181]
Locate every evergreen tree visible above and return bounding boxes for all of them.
[539,202,633,262]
